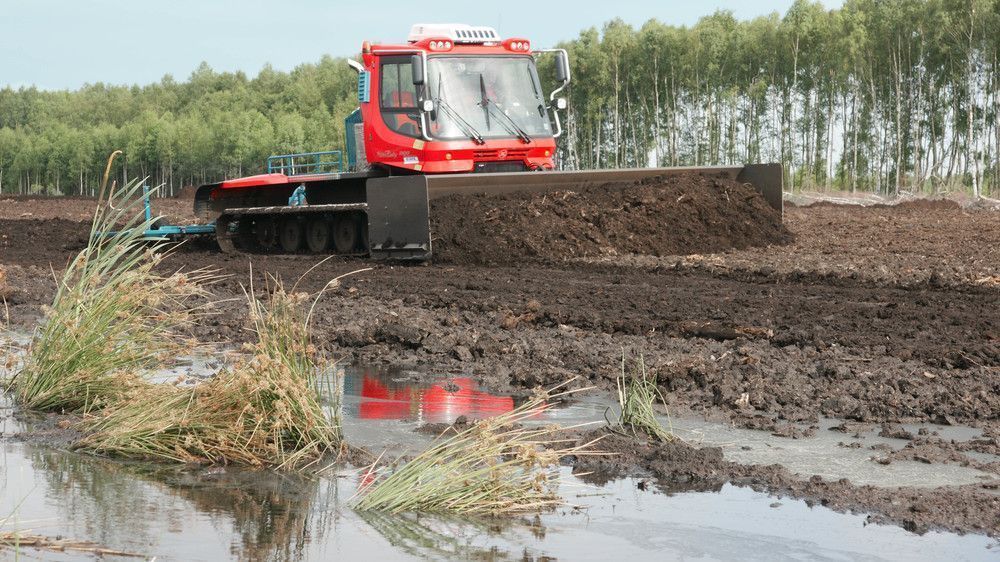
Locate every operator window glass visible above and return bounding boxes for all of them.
[425,55,552,141]
[380,59,420,137]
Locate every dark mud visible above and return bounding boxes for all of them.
[429,174,791,265]
[2,197,998,540]
[573,429,1000,537]
[0,194,195,223]
[874,198,963,211]
[2,228,998,431]
[0,218,88,268]
[608,202,1000,290]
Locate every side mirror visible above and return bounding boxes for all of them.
[411,54,425,86]
[555,52,569,83]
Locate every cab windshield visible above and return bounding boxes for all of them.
[426,56,552,141]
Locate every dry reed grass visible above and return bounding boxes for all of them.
[74,283,341,470]
[0,530,144,558]
[353,383,599,515]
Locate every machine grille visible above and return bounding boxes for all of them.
[473,148,530,160]
[474,161,529,173]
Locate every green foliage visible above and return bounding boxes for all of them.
[548,2,1000,196]
[10,178,212,413]
[0,56,358,196]
[6,3,1000,196]
[615,354,673,441]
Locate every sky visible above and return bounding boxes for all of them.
[2,0,842,91]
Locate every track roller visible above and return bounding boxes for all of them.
[333,213,360,253]
[278,217,304,252]
[215,214,237,253]
[306,215,332,252]
[254,216,278,250]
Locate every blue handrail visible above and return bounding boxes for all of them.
[267,151,344,176]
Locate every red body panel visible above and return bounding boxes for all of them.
[207,35,557,195]
[214,173,344,198]
[219,173,289,189]
[361,40,557,173]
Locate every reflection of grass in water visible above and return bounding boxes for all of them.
[153,468,337,562]
[25,446,335,562]
[358,510,546,561]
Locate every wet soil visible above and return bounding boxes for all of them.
[600,202,1000,289]
[574,429,1000,537]
[429,173,791,265]
[0,194,194,224]
[1,196,998,539]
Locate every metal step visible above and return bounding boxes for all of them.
[222,202,369,216]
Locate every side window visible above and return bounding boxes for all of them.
[379,59,420,137]
[380,61,417,109]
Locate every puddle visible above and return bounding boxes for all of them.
[334,367,998,489]
[1,335,998,559]
[512,392,998,489]
[7,337,990,490]
[0,439,995,562]
[675,417,996,488]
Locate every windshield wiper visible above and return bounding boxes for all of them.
[477,74,531,144]
[433,97,485,145]
[434,72,484,145]
[483,99,532,144]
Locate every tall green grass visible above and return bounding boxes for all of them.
[616,354,673,441]
[353,384,598,515]
[10,178,212,413]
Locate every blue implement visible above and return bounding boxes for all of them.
[105,184,217,240]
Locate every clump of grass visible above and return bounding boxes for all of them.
[10,177,213,413]
[74,283,341,470]
[615,354,673,441]
[353,384,598,515]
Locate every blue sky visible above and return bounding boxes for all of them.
[2,0,842,91]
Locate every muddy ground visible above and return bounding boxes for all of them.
[1,192,999,538]
[429,173,790,264]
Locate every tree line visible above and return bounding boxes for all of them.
[1,0,998,197]
[0,59,360,196]
[556,0,1000,197]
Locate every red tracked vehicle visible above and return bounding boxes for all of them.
[194,23,783,260]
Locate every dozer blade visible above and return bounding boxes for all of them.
[366,176,432,260]
[362,163,783,262]
[423,163,784,217]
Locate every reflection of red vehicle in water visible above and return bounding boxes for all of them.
[357,374,514,422]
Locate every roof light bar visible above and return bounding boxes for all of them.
[503,38,531,52]
[408,23,500,45]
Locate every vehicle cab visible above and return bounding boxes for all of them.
[348,23,570,174]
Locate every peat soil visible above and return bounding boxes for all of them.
[429,173,791,265]
[1,197,999,537]
[0,194,195,224]
[594,200,1000,289]
[573,429,1000,538]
